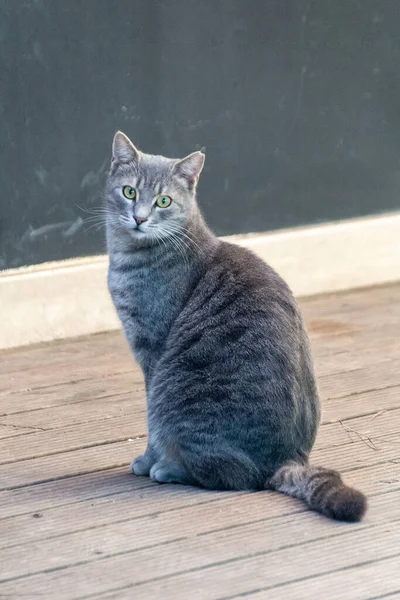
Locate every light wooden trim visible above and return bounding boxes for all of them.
[1,212,400,349]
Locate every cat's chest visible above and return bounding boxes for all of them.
[109,266,181,345]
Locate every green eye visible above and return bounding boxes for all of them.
[123,186,136,200]
[156,195,172,208]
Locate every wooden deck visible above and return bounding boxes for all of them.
[1,284,400,599]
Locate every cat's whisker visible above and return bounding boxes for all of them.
[158,224,194,249]
[81,209,120,222]
[75,205,109,216]
[166,233,198,265]
[162,231,189,266]
[161,227,191,266]
[147,227,180,267]
[82,217,113,231]
[159,223,206,257]
[82,208,123,234]
[82,220,111,234]
[81,216,107,225]
[160,224,192,251]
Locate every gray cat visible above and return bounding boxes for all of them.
[106,131,367,522]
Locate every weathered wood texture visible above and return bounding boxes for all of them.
[0,283,399,599]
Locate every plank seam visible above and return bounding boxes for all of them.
[75,531,400,599]
[216,552,400,600]
[2,491,400,563]
[2,516,400,587]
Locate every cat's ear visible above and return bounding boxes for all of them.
[112,131,140,165]
[173,151,205,189]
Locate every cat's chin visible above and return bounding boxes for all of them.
[126,227,148,239]
[124,227,158,248]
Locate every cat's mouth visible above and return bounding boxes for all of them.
[131,226,147,235]
[119,216,148,236]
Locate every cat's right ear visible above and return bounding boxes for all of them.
[112,131,140,165]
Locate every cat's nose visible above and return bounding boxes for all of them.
[133,216,148,226]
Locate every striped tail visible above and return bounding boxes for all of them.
[268,462,367,522]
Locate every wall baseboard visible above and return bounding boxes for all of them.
[2,212,400,350]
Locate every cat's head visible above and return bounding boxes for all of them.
[105,131,205,245]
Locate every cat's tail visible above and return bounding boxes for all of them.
[267,461,367,522]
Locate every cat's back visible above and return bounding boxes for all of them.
[214,239,293,298]
[181,239,299,327]
[160,239,307,374]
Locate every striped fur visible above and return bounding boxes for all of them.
[268,462,367,522]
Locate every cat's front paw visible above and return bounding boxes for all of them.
[149,461,193,485]
[130,454,152,476]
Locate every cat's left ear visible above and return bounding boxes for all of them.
[173,151,205,189]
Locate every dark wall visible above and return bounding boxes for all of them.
[1,0,400,269]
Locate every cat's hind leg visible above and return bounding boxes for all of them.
[183,447,264,491]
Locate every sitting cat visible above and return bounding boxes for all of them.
[106,131,367,522]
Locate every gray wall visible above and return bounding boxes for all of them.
[1,0,400,269]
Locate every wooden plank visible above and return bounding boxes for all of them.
[1,451,397,525]
[343,461,400,496]
[0,329,132,394]
[87,563,400,600]
[0,492,303,578]
[310,327,400,358]
[305,301,400,336]
[307,318,400,351]
[299,282,400,316]
[326,407,400,439]
[303,292,400,333]
[316,405,400,450]
[0,372,143,416]
[0,515,398,599]
[0,460,397,553]
[320,386,400,424]
[0,467,147,519]
[0,362,137,400]
[0,413,146,464]
[95,580,400,600]
[0,485,239,551]
[367,594,400,600]
[0,331,128,379]
[0,391,144,430]
[318,359,400,400]
[224,555,400,600]
[0,424,39,440]
[0,488,398,584]
[313,337,400,377]
[0,440,139,490]
[86,524,400,600]
[311,433,400,472]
